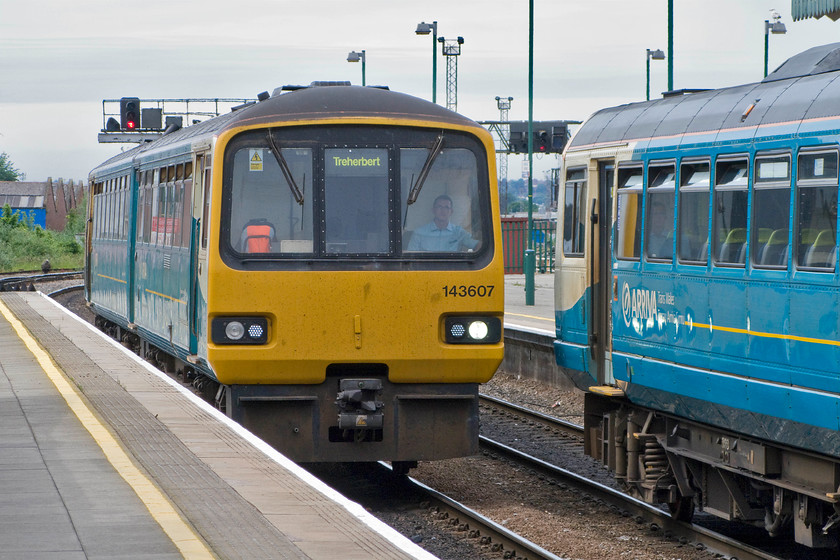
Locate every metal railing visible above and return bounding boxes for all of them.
[501,217,555,274]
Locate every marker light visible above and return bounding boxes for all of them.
[443,316,502,345]
[450,323,466,338]
[212,316,269,345]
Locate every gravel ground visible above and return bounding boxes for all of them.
[401,372,721,560]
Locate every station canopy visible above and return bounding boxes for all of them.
[792,0,840,20]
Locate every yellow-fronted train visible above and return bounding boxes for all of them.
[86,82,504,473]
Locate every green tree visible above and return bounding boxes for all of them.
[0,152,23,181]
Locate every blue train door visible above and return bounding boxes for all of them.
[591,161,614,384]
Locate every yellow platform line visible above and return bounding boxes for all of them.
[505,311,554,323]
[0,298,214,559]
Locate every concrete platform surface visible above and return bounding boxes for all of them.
[0,292,435,560]
[503,273,554,335]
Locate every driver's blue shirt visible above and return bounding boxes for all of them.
[407,222,479,252]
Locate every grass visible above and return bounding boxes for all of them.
[0,203,85,272]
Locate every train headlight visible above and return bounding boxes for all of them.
[225,321,245,341]
[443,316,502,345]
[468,320,489,340]
[212,316,269,345]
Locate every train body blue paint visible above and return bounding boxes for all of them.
[554,44,840,548]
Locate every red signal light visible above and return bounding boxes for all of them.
[119,97,140,131]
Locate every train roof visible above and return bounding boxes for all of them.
[567,42,840,151]
[91,85,479,178]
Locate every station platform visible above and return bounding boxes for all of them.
[0,292,434,560]
[502,273,554,335]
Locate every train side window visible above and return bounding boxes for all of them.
[165,182,176,247]
[143,185,153,244]
[137,186,146,243]
[616,165,643,260]
[677,160,710,263]
[645,163,676,261]
[201,158,211,250]
[181,174,193,248]
[122,177,130,240]
[151,183,162,245]
[562,168,586,256]
[796,149,838,270]
[106,188,114,240]
[713,157,749,266]
[752,153,791,268]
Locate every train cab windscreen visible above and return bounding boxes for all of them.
[221,126,491,265]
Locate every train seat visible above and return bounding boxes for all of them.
[717,228,746,264]
[804,229,837,268]
[758,228,789,266]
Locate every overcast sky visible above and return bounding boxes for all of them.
[1,1,839,183]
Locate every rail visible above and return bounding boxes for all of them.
[479,437,782,560]
[384,462,564,560]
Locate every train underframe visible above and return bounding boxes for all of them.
[585,393,840,548]
[95,315,479,471]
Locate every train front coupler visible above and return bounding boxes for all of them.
[335,378,385,434]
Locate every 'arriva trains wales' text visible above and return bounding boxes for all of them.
[622,282,657,327]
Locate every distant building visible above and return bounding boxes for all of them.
[0,179,87,231]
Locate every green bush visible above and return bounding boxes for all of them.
[0,203,84,271]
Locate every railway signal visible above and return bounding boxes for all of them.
[120,97,140,130]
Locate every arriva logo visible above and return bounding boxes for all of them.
[621,282,658,327]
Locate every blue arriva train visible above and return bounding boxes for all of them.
[555,43,840,548]
[86,83,504,472]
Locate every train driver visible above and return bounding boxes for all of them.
[239,218,277,253]
[407,194,480,252]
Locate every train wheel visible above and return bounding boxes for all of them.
[668,494,695,522]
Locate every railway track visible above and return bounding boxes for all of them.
[478,394,806,560]
[0,270,83,292]
[389,462,563,560]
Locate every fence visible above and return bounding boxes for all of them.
[500,217,556,274]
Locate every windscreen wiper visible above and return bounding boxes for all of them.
[406,133,445,205]
[266,130,304,205]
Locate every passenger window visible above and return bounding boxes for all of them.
[562,168,587,256]
[616,165,643,260]
[713,158,749,266]
[677,160,710,263]
[201,158,211,250]
[645,163,676,261]
[796,150,838,270]
[752,154,791,268]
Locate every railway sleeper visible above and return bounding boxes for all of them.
[584,393,840,548]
